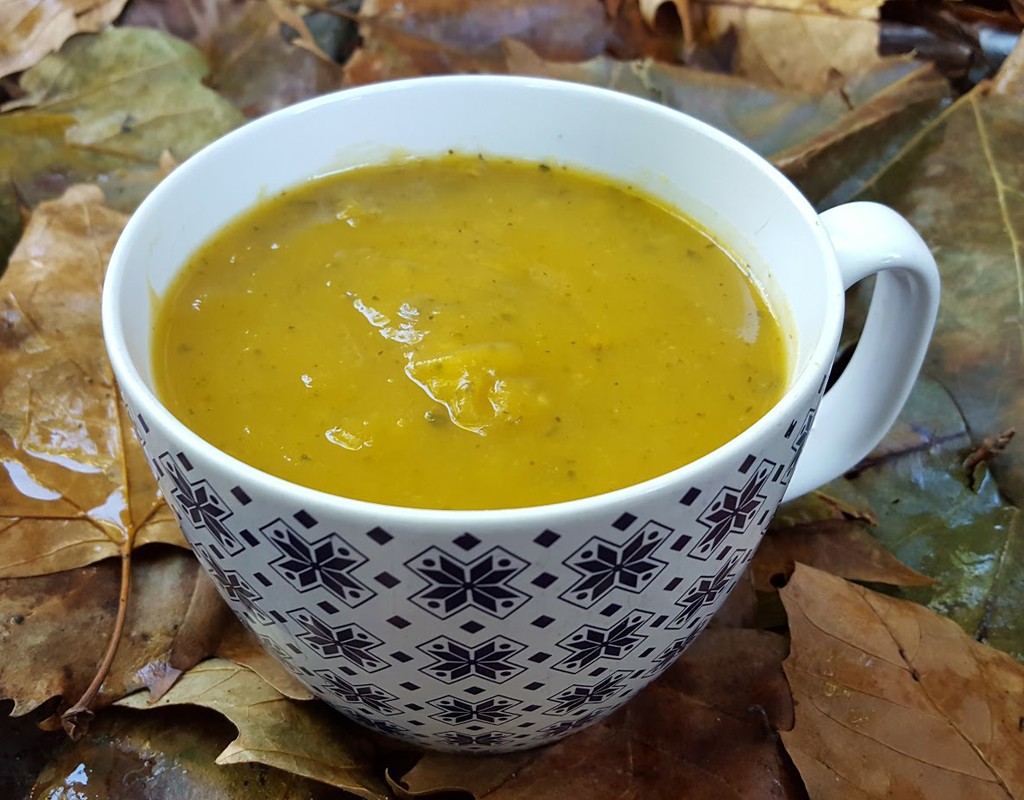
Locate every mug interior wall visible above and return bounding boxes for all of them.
[114,78,834,390]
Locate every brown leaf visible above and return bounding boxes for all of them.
[0,548,201,718]
[399,628,804,800]
[993,33,1024,96]
[117,659,391,800]
[215,624,314,702]
[751,519,934,592]
[30,707,352,799]
[354,0,678,71]
[0,185,186,578]
[206,1,344,117]
[0,0,128,79]
[780,565,1024,799]
[697,7,884,93]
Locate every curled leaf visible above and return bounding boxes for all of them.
[117,659,390,799]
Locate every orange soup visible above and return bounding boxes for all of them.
[152,155,787,509]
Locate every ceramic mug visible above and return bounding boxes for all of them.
[102,76,940,753]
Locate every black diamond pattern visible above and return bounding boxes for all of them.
[418,635,526,684]
[559,522,670,608]
[544,671,630,716]
[264,520,374,607]
[554,610,653,672]
[407,546,529,619]
[288,609,387,672]
[690,460,774,561]
[317,671,400,715]
[670,551,744,629]
[192,543,270,626]
[157,452,242,555]
[428,694,521,725]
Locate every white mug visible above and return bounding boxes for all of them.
[102,76,939,752]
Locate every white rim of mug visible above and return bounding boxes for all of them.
[102,74,845,524]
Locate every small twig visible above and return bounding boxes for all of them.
[963,429,1016,485]
[61,550,132,739]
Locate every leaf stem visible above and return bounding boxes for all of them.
[61,549,133,739]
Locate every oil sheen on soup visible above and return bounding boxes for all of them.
[152,155,788,510]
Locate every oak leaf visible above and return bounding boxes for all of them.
[780,564,1024,799]
[117,658,391,800]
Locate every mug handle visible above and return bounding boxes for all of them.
[784,202,941,500]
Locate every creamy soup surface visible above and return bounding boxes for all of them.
[152,155,787,509]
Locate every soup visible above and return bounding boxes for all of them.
[152,156,787,509]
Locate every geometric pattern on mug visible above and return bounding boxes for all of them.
[670,550,745,629]
[191,542,271,626]
[689,458,775,561]
[439,731,524,749]
[349,712,407,739]
[264,519,375,607]
[559,521,671,608]
[538,709,605,739]
[418,635,526,684]
[643,629,703,678]
[287,608,388,672]
[315,670,401,716]
[156,451,243,555]
[406,546,529,619]
[553,610,654,673]
[428,694,521,726]
[782,407,816,485]
[544,670,630,716]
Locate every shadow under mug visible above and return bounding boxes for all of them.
[102,76,940,753]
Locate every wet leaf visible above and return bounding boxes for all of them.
[751,518,934,592]
[31,707,353,799]
[0,185,186,578]
[854,80,1024,509]
[0,548,202,718]
[0,0,128,79]
[780,564,1024,799]
[0,27,242,266]
[117,659,391,800]
[398,628,804,800]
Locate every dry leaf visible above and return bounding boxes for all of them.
[267,0,338,63]
[780,564,1024,799]
[0,185,186,579]
[31,707,351,799]
[750,519,934,592]
[0,27,242,269]
[0,0,128,79]
[398,628,804,800]
[117,659,391,800]
[993,27,1024,96]
[0,548,200,718]
[205,1,343,117]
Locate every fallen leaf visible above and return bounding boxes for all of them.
[0,185,186,578]
[774,61,952,208]
[0,27,243,266]
[503,39,947,192]
[267,0,338,63]
[0,548,201,718]
[805,379,1024,660]
[993,33,1024,96]
[0,0,128,79]
[117,659,391,800]
[751,519,934,592]
[688,0,888,91]
[854,78,1024,508]
[31,707,353,799]
[205,1,343,117]
[780,564,1024,799]
[398,628,804,800]
[355,0,677,67]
